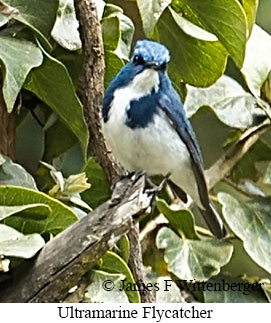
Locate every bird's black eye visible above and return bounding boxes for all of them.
[133,55,144,65]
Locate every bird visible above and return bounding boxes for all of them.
[102,39,227,239]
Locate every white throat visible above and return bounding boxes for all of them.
[128,68,160,94]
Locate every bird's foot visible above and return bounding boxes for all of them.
[140,173,171,216]
[145,172,171,196]
[109,171,170,209]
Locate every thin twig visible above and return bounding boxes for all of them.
[140,213,168,242]
[205,119,270,189]
[128,222,155,302]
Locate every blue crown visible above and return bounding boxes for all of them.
[132,40,170,65]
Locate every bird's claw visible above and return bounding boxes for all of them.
[144,172,171,196]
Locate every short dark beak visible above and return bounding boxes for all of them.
[144,61,160,70]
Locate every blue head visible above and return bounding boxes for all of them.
[109,40,171,89]
[131,40,170,71]
[103,40,171,121]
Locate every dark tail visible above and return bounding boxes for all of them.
[200,203,227,239]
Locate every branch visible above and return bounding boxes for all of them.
[206,119,271,189]
[128,223,155,302]
[0,173,154,302]
[74,0,121,183]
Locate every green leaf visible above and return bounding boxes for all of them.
[104,50,125,88]
[241,25,271,97]
[184,75,265,129]
[156,199,198,239]
[0,203,50,221]
[221,238,271,280]
[136,0,172,37]
[171,0,206,29]
[0,224,45,259]
[100,251,141,303]
[115,11,134,60]
[0,36,43,112]
[156,8,228,88]
[165,9,218,42]
[103,4,134,60]
[49,172,91,197]
[218,192,271,275]
[0,186,78,235]
[51,0,82,51]
[156,227,233,281]
[174,0,247,67]
[204,274,268,303]
[102,16,119,51]
[116,235,130,263]
[0,13,9,27]
[231,137,271,182]
[0,154,37,189]
[81,157,111,209]
[44,119,78,162]
[85,270,129,303]
[52,46,83,87]
[242,0,259,35]
[190,107,234,168]
[24,48,89,160]
[4,0,58,37]
[4,0,58,50]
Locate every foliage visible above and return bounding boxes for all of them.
[1,0,271,303]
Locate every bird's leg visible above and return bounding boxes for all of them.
[132,172,171,222]
[132,172,171,214]
[145,172,171,195]
[110,171,170,209]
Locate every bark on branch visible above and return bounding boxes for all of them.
[128,223,155,302]
[74,0,121,183]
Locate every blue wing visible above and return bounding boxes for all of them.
[158,86,209,208]
[158,84,226,238]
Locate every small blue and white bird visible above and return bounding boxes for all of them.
[102,40,227,238]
